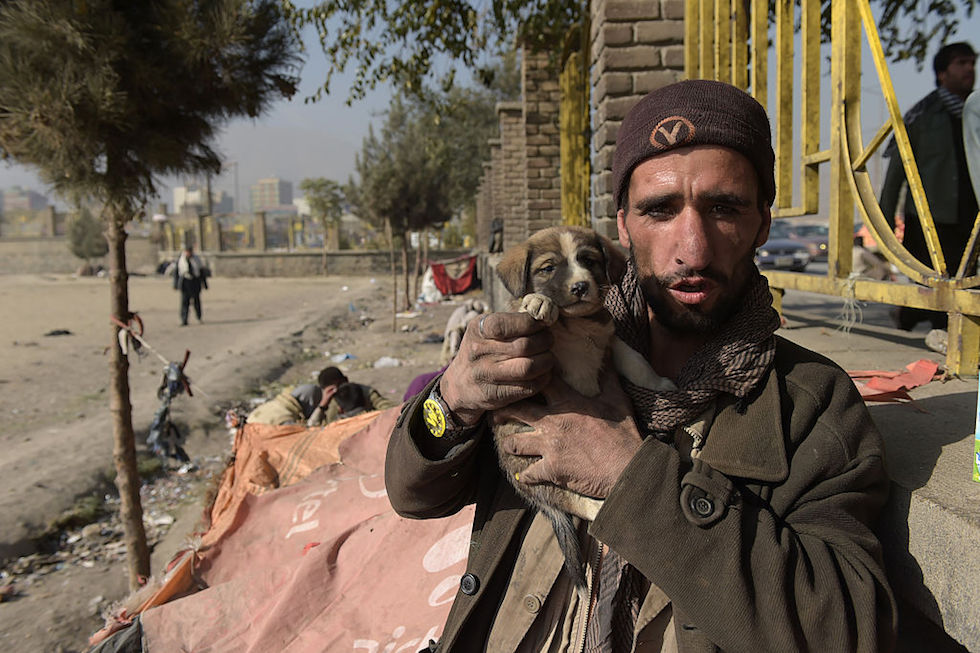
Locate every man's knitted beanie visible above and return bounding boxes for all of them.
[612,79,775,210]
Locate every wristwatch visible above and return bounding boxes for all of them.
[422,383,471,438]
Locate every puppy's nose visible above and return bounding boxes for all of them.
[570,281,589,297]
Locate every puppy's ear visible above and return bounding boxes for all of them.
[597,234,627,284]
[496,241,532,298]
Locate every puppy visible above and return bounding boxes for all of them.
[493,225,675,588]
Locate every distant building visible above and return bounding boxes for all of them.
[250,177,293,212]
[293,197,310,217]
[173,184,233,215]
[2,186,47,215]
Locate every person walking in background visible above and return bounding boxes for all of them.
[879,41,977,339]
[173,244,208,326]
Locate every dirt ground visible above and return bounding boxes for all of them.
[0,272,466,652]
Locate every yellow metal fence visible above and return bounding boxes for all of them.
[685,0,980,375]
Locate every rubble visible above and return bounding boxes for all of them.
[0,454,226,600]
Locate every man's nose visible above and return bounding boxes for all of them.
[674,208,713,269]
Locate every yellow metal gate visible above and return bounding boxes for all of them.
[685,0,980,375]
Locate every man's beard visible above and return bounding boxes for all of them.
[629,244,756,335]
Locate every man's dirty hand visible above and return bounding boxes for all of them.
[494,369,642,499]
[439,311,555,427]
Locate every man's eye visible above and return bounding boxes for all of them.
[710,204,739,217]
[642,208,672,220]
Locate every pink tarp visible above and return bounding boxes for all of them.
[120,408,473,652]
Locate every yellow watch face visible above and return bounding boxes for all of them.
[422,397,447,438]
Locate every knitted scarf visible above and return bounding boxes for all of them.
[605,258,781,440]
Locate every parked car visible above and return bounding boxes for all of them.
[789,223,830,261]
[756,222,811,271]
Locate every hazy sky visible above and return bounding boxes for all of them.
[0,10,977,211]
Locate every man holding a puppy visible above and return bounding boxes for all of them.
[386,80,896,652]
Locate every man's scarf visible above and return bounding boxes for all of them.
[605,259,781,439]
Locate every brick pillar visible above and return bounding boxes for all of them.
[43,206,57,237]
[195,213,206,250]
[497,102,527,251]
[477,163,493,251]
[523,50,563,236]
[253,211,267,251]
[590,0,684,237]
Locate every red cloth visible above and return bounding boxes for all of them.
[429,256,477,295]
[849,359,941,405]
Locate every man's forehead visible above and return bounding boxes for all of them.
[629,145,759,184]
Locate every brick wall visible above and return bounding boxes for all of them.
[0,236,159,275]
[189,249,471,278]
[476,163,493,250]
[589,0,684,237]
[523,51,563,236]
[497,102,527,251]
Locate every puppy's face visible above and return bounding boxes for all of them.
[497,226,625,317]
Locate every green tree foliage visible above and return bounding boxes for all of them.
[300,177,345,250]
[347,55,513,306]
[283,0,579,102]
[0,0,299,589]
[67,207,108,262]
[282,0,972,101]
[348,95,452,308]
[299,177,346,242]
[867,0,976,65]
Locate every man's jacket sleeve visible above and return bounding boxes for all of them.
[384,376,487,520]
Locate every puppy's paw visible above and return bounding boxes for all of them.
[521,293,559,325]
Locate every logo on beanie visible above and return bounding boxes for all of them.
[649,116,696,150]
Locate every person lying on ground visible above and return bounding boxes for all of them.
[246,383,321,426]
[307,366,395,426]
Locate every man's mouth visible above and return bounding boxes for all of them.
[668,277,715,305]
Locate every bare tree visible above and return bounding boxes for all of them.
[0,0,299,589]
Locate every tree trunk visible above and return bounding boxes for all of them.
[412,229,423,305]
[400,232,411,311]
[106,206,151,590]
[386,217,397,332]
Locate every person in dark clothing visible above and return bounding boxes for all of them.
[489,217,504,253]
[879,41,977,332]
[172,245,208,326]
[385,80,896,652]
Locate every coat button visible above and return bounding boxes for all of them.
[690,495,714,517]
[460,573,480,595]
[522,594,542,613]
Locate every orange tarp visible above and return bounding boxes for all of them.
[91,407,474,652]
